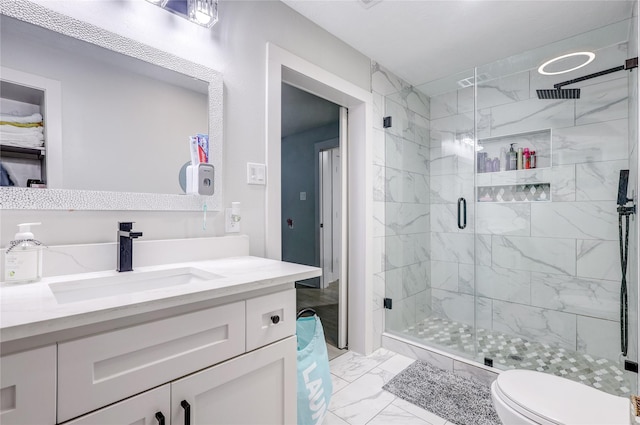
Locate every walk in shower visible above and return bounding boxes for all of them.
[382,16,639,397]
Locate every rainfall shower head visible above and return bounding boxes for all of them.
[536,57,637,100]
[536,88,580,99]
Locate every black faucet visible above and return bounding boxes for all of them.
[117,222,143,272]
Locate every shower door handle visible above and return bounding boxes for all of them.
[457,197,467,229]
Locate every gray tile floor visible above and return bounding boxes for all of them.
[401,316,633,397]
[324,348,453,425]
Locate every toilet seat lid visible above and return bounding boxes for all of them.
[495,369,629,425]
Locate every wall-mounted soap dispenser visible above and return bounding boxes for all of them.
[4,222,44,283]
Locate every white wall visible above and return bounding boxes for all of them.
[0,0,371,255]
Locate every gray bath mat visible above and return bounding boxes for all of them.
[382,361,501,425]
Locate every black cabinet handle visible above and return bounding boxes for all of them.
[271,315,280,324]
[457,197,467,229]
[181,400,191,425]
[155,412,165,425]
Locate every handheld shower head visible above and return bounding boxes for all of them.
[617,169,630,206]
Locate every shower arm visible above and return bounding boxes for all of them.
[554,57,638,90]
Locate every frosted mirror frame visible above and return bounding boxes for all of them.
[0,0,223,211]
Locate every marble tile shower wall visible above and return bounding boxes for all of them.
[371,62,431,349]
[430,46,631,361]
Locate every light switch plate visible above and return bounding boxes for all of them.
[247,162,266,185]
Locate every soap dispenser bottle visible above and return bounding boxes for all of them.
[4,222,44,283]
[508,143,517,171]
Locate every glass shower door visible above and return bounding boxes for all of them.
[381,69,478,361]
[473,17,638,396]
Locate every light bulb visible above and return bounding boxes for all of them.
[188,0,218,28]
[145,0,169,6]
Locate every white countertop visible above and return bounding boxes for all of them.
[0,256,320,343]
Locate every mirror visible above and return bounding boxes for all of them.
[0,0,222,211]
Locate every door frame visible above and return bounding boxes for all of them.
[265,43,374,354]
[318,146,338,288]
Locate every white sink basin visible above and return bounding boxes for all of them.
[49,267,223,304]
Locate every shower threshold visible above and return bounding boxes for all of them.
[399,316,632,397]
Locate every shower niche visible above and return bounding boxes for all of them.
[476,129,552,202]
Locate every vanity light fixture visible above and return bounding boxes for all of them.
[538,51,595,75]
[145,0,218,28]
[188,0,218,28]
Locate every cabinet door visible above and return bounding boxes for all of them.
[0,345,56,425]
[171,336,296,425]
[64,385,170,425]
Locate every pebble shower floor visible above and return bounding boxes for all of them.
[402,316,633,397]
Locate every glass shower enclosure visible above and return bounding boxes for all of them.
[383,16,639,397]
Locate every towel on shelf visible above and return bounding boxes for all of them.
[0,121,43,128]
[0,134,45,148]
[0,124,43,136]
[0,112,43,124]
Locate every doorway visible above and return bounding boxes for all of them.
[280,83,346,357]
[266,43,373,356]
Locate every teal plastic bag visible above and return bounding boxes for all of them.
[296,314,332,425]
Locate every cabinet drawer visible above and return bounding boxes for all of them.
[58,301,245,423]
[64,385,170,425]
[246,289,295,351]
[0,345,56,425]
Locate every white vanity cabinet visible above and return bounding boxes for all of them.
[55,288,297,425]
[0,345,57,425]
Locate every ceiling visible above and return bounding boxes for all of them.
[282,83,339,138]
[281,0,635,87]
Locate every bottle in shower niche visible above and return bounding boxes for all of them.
[517,147,523,170]
[523,148,531,169]
[508,143,517,171]
[477,152,486,173]
[485,156,493,173]
[500,147,507,171]
[530,150,537,168]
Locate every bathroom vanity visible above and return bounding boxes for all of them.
[0,248,320,425]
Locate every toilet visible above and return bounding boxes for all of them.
[491,369,630,425]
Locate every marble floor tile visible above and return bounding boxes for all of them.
[329,367,397,424]
[377,353,415,375]
[392,398,448,425]
[366,403,433,425]
[328,348,395,382]
[331,373,350,394]
[325,348,450,425]
[323,411,350,425]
